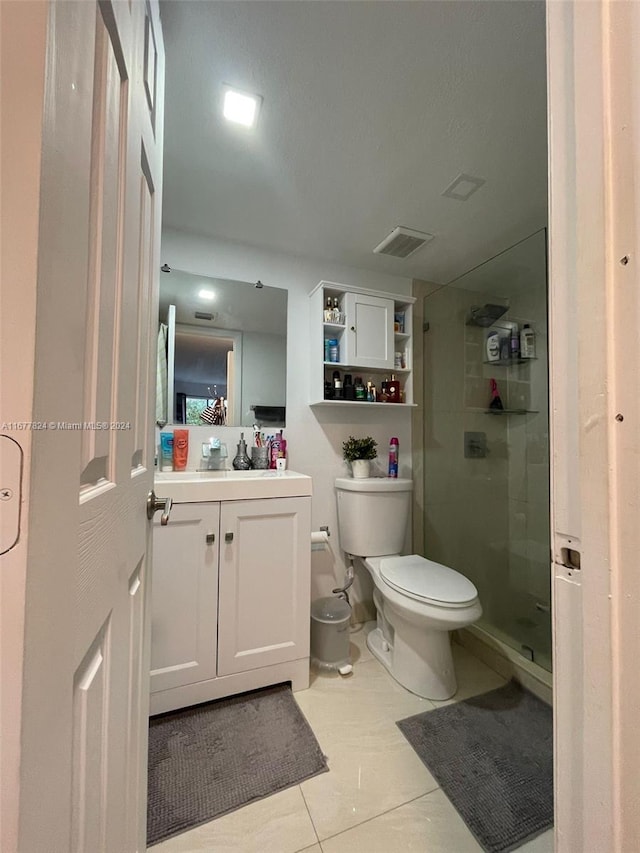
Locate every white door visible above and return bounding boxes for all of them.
[344,291,394,369]
[3,2,164,851]
[217,497,311,677]
[150,502,220,699]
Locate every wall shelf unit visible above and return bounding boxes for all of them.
[310,280,416,408]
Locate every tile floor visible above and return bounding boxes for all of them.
[152,623,554,853]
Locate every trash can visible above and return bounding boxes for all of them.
[310,596,352,673]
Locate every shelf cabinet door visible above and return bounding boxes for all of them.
[344,291,394,369]
[150,502,220,694]
[217,497,311,677]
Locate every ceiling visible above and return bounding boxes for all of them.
[160,1,547,285]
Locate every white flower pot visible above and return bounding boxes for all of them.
[351,459,371,479]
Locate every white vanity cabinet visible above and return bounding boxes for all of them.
[149,473,312,715]
[217,498,311,676]
[310,280,416,406]
[150,502,220,697]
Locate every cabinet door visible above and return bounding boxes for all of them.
[344,291,394,368]
[150,502,220,693]
[218,497,311,677]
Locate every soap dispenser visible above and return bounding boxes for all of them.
[232,433,252,470]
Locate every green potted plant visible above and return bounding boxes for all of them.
[342,435,377,479]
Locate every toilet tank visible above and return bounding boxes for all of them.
[335,477,413,557]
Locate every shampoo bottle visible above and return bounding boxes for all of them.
[520,324,536,358]
[388,437,399,478]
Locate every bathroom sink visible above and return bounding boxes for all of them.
[154,469,312,502]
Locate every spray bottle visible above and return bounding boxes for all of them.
[388,437,399,478]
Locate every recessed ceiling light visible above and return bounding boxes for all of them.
[441,173,486,201]
[198,289,216,301]
[222,86,262,128]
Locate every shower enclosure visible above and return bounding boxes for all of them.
[418,229,551,670]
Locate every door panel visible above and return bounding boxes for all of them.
[344,292,394,368]
[150,503,220,693]
[218,497,311,677]
[15,2,164,851]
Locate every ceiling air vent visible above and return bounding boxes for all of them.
[194,311,215,321]
[373,226,434,259]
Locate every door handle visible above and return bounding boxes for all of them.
[147,490,173,525]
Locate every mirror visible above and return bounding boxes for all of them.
[158,270,287,427]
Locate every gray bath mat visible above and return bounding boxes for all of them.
[147,683,328,846]
[397,680,553,853]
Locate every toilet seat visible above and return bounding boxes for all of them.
[379,555,478,608]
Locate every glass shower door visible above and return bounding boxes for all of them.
[421,229,551,669]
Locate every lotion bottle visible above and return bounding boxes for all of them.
[520,324,536,358]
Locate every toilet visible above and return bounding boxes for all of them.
[335,477,482,700]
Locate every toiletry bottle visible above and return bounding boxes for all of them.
[172,429,189,471]
[343,374,355,401]
[387,374,400,403]
[486,331,500,362]
[232,433,252,470]
[388,437,399,478]
[160,431,174,471]
[332,370,343,399]
[354,376,365,401]
[269,432,282,469]
[324,296,333,322]
[332,297,341,323]
[499,335,509,361]
[510,323,520,358]
[520,324,536,358]
[328,339,339,362]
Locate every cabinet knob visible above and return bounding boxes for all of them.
[350,325,356,332]
[225,532,234,543]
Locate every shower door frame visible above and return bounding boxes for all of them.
[548,1,640,851]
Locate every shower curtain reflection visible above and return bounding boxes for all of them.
[419,229,551,670]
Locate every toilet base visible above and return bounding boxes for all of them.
[367,624,458,701]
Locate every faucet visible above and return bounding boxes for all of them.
[200,438,228,471]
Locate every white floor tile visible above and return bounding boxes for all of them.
[297,659,433,735]
[430,642,507,707]
[319,788,482,853]
[150,786,318,853]
[300,709,438,840]
[348,621,375,665]
[517,828,554,852]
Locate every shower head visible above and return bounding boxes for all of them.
[466,303,508,327]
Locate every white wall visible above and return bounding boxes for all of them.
[241,330,286,422]
[162,228,414,620]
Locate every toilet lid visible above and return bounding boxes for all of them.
[379,555,478,605]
